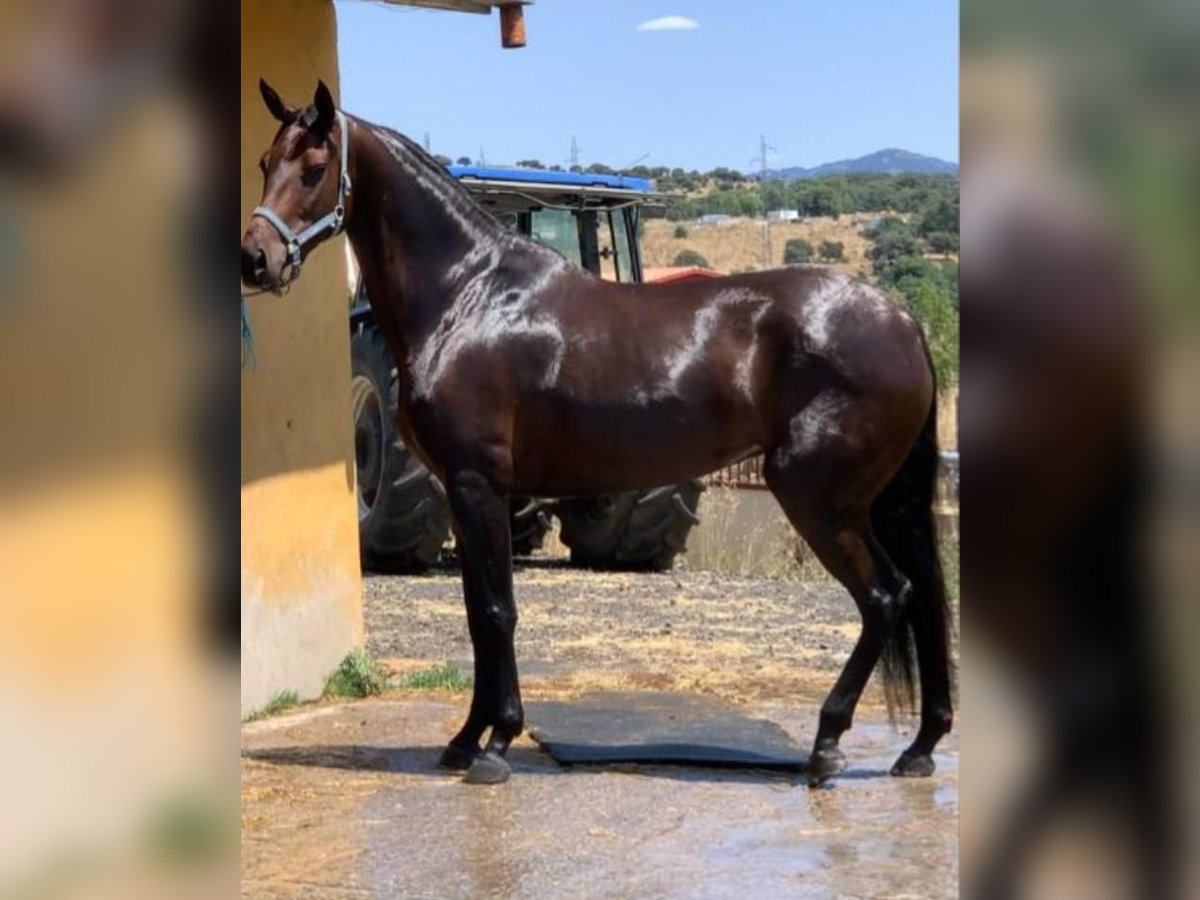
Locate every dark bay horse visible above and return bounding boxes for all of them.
[241,81,953,786]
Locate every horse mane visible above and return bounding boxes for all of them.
[346,111,583,273]
[351,114,506,230]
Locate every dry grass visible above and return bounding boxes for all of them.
[643,213,892,276]
[686,486,832,582]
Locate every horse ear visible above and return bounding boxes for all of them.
[313,80,336,134]
[259,78,291,123]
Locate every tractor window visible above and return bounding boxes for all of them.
[530,208,582,269]
[609,209,637,283]
[595,213,619,282]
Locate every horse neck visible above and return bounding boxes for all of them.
[344,118,510,337]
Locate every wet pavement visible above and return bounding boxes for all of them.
[244,564,958,898]
[242,697,957,899]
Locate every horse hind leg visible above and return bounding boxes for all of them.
[764,443,914,787]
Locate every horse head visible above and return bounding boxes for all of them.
[240,79,352,293]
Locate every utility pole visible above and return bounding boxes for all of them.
[569,135,580,170]
[755,134,777,268]
[478,146,487,167]
[423,131,431,153]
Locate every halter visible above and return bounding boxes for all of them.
[252,110,352,291]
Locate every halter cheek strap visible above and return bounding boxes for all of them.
[251,110,352,290]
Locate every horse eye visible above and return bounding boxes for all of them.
[301,164,327,188]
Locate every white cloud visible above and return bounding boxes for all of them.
[636,16,700,32]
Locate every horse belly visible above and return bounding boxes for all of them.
[512,394,760,496]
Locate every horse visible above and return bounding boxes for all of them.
[240,80,953,787]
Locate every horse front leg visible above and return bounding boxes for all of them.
[438,468,523,785]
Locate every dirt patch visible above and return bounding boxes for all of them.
[365,563,908,708]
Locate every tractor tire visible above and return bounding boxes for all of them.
[351,325,451,572]
[510,496,554,557]
[557,481,704,572]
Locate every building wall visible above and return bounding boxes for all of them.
[241,0,362,716]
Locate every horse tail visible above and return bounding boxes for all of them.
[870,348,951,720]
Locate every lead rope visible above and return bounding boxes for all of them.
[241,297,256,370]
[240,285,278,370]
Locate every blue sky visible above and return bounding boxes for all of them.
[334,1,957,172]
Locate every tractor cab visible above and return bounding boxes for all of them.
[449,165,656,283]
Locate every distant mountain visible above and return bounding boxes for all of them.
[761,148,958,180]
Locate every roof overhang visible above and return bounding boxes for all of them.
[361,1,533,46]
[373,1,493,14]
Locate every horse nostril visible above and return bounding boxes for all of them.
[241,246,267,285]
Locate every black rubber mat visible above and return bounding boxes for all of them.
[527,692,807,770]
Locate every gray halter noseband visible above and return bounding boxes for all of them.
[252,110,352,290]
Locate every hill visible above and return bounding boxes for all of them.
[762,148,958,181]
[642,214,887,279]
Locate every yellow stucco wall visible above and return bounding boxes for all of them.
[241,0,363,715]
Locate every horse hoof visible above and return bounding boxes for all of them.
[805,747,846,787]
[463,751,511,785]
[890,752,935,777]
[437,743,477,770]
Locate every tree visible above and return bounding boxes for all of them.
[674,225,689,239]
[673,249,709,268]
[866,219,920,281]
[818,240,844,262]
[736,191,764,218]
[792,182,841,217]
[515,158,544,169]
[433,154,452,167]
[917,195,959,236]
[455,156,472,166]
[760,179,789,212]
[708,166,742,182]
[783,238,814,265]
[925,231,959,254]
[903,276,959,388]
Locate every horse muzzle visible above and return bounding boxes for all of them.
[240,221,292,293]
[240,245,269,288]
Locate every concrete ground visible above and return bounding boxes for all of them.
[241,564,959,899]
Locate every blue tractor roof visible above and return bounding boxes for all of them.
[447,165,653,194]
